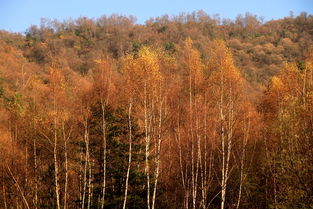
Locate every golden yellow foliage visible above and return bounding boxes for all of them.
[122,46,162,96]
[271,76,284,92]
[208,40,244,95]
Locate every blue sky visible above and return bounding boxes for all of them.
[1,0,312,33]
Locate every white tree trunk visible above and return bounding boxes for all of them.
[82,120,89,209]
[3,186,7,209]
[152,94,163,209]
[236,115,250,209]
[7,165,30,209]
[123,101,133,209]
[101,102,107,209]
[87,158,93,209]
[176,118,188,209]
[79,148,83,206]
[144,81,151,209]
[220,75,226,209]
[53,97,61,209]
[62,122,70,209]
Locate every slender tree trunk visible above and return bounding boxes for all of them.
[176,118,188,209]
[194,118,201,209]
[53,96,61,209]
[152,94,163,209]
[3,186,7,209]
[25,140,28,185]
[123,101,133,209]
[188,58,197,209]
[144,81,151,209]
[206,139,215,208]
[186,181,190,209]
[201,99,208,209]
[99,59,112,209]
[236,115,250,209]
[7,165,30,209]
[33,135,38,209]
[79,148,83,207]
[220,74,226,209]
[62,122,69,209]
[190,60,195,209]
[82,120,89,209]
[221,87,234,209]
[87,158,93,209]
[225,92,233,197]
[101,102,107,209]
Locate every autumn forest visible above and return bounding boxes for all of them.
[0,11,312,208]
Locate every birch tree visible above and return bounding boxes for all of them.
[207,40,245,209]
[181,38,204,209]
[122,46,163,209]
[94,59,114,209]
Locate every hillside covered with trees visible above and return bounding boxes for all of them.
[0,11,312,209]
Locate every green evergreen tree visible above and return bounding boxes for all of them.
[81,103,146,208]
